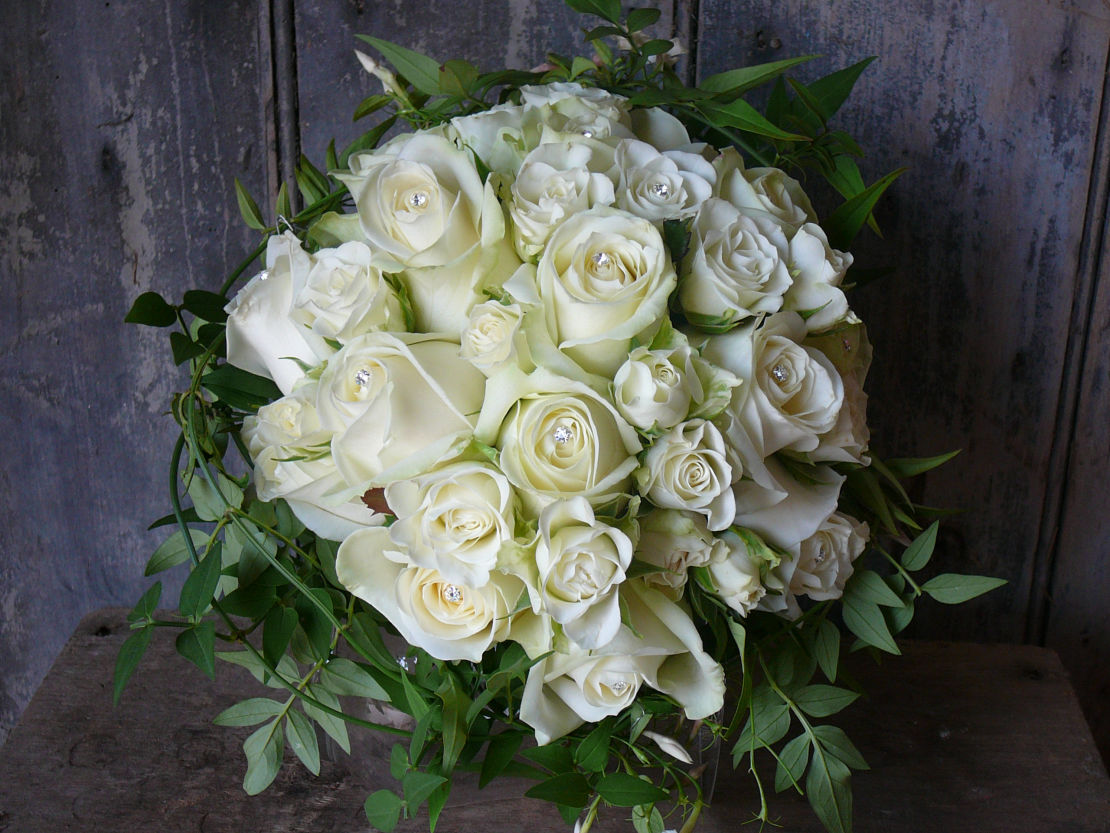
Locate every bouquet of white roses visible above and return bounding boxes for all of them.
[120,3,1004,832]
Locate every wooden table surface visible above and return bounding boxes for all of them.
[0,609,1107,832]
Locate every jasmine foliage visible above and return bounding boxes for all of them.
[118,4,1004,833]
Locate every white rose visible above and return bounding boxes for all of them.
[703,312,844,460]
[679,198,792,328]
[448,101,536,178]
[785,223,853,331]
[612,346,693,432]
[490,371,642,513]
[805,323,872,465]
[242,385,381,540]
[614,139,715,223]
[535,498,633,649]
[459,299,530,374]
[635,419,736,531]
[386,461,518,588]
[509,140,616,260]
[708,530,766,616]
[336,527,524,662]
[536,207,676,376]
[520,582,724,744]
[291,241,405,340]
[713,148,816,232]
[729,456,846,550]
[225,232,333,394]
[316,332,485,490]
[520,83,633,142]
[338,132,520,332]
[788,512,868,601]
[630,107,701,152]
[635,509,727,600]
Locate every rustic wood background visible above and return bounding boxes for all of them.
[1,0,1107,767]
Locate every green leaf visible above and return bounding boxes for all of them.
[295,587,336,659]
[794,685,860,718]
[146,528,210,575]
[113,626,153,704]
[786,77,830,125]
[169,332,204,366]
[234,177,267,231]
[200,364,282,412]
[806,749,853,833]
[841,596,900,655]
[175,621,216,678]
[901,521,940,571]
[846,570,904,608]
[320,657,391,700]
[824,167,906,250]
[626,7,661,31]
[699,55,816,96]
[403,771,448,812]
[339,115,399,168]
[125,291,177,327]
[812,619,840,682]
[127,581,163,623]
[353,94,392,121]
[699,99,810,141]
[439,59,480,96]
[285,709,321,775]
[808,57,876,121]
[182,289,229,323]
[302,684,350,754]
[213,697,284,727]
[884,450,961,478]
[921,574,1007,604]
[364,789,403,832]
[480,732,523,788]
[640,39,673,57]
[242,721,284,795]
[275,181,292,219]
[263,606,298,668]
[438,674,470,772]
[775,733,811,792]
[357,35,442,96]
[574,721,612,773]
[522,743,574,773]
[812,725,869,770]
[564,0,621,23]
[187,472,243,522]
[524,772,592,808]
[427,781,451,833]
[594,772,669,806]
[178,545,223,620]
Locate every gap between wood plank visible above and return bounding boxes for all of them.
[268,0,301,210]
[1027,40,1110,645]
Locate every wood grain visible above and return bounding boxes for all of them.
[695,0,1110,647]
[1,610,1107,832]
[0,0,271,744]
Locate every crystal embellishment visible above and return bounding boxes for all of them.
[591,251,612,269]
[611,680,628,694]
[581,129,594,138]
[354,368,372,388]
[409,191,429,209]
[814,546,828,565]
[650,181,672,199]
[770,363,788,383]
[443,585,463,603]
[552,425,574,444]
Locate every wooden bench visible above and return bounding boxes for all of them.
[1,609,1107,832]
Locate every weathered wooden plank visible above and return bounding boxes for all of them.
[0,0,271,745]
[1045,66,1110,762]
[291,0,687,166]
[696,0,1110,648]
[2,610,1108,832]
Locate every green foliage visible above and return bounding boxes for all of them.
[118,4,1006,833]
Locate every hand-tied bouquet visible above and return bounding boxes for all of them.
[121,2,1004,832]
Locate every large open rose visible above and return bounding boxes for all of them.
[336,527,524,662]
[316,332,485,491]
[535,206,676,376]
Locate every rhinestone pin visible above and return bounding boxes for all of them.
[591,251,612,269]
[650,181,672,199]
[408,191,429,209]
[443,584,463,603]
[814,546,828,565]
[581,129,594,138]
[354,368,372,388]
[611,680,628,694]
[552,425,574,444]
[770,363,788,383]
